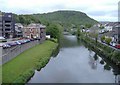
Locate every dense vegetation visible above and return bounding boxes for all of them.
[46,23,63,42]
[2,40,58,83]
[14,14,41,25]
[14,10,98,29]
[78,32,120,65]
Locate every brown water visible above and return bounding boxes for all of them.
[28,35,120,83]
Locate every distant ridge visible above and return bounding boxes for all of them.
[14,10,98,28]
[33,10,98,27]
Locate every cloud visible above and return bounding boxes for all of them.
[0,0,119,21]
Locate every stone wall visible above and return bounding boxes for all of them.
[2,40,40,65]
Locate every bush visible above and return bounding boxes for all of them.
[101,36,105,42]
[13,69,35,83]
[105,37,112,45]
[49,38,58,43]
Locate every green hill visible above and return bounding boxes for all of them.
[15,10,98,28]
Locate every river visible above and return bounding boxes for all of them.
[28,35,120,83]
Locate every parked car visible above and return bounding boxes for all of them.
[15,41,21,45]
[0,43,3,47]
[26,39,31,42]
[0,43,11,48]
[30,38,35,41]
[7,42,17,46]
[0,36,7,42]
[18,40,27,44]
[110,42,116,47]
[115,44,120,49]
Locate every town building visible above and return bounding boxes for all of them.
[104,22,120,44]
[0,12,15,38]
[118,26,120,44]
[0,12,2,37]
[115,23,120,44]
[24,23,46,40]
[15,23,23,37]
[112,25,119,44]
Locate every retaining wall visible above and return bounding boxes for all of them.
[2,40,40,65]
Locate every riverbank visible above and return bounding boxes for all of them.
[2,40,58,83]
[79,35,120,66]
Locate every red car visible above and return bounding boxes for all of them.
[115,44,120,49]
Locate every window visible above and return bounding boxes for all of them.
[8,15,11,18]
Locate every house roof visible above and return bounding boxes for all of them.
[100,22,109,26]
[99,31,113,37]
[105,22,120,27]
[27,23,46,29]
[15,23,23,28]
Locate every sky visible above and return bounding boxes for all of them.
[0,0,119,22]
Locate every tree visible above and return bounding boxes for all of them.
[19,16,26,24]
[100,26,104,29]
[85,24,92,28]
[95,33,98,44]
[100,24,105,29]
[101,36,105,42]
[46,24,60,40]
[105,37,112,45]
[90,33,98,43]
[76,28,80,38]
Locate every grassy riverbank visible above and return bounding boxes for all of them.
[2,40,58,83]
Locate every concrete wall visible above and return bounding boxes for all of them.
[2,40,41,65]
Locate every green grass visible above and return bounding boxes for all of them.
[2,40,58,83]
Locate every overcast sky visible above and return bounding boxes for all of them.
[0,0,119,22]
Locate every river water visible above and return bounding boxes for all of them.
[28,35,120,83]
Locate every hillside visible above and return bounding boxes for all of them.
[15,10,98,28]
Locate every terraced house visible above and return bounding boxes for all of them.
[24,23,46,40]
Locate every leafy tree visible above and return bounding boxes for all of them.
[105,37,112,45]
[101,36,105,42]
[19,16,26,24]
[95,33,98,44]
[100,24,104,29]
[100,26,104,29]
[46,24,60,40]
[76,28,81,38]
[85,24,92,28]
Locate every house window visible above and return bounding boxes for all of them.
[8,15,11,18]
[30,28,33,32]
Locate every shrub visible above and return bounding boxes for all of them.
[13,69,35,83]
[101,36,105,42]
[105,37,112,45]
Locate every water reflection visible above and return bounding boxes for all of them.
[89,52,98,70]
[113,68,120,84]
[28,35,120,83]
[81,37,120,84]
[88,51,120,84]
[60,35,81,48]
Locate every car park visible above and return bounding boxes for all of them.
[0,38,34,49]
